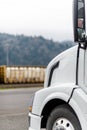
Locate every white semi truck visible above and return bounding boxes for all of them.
[28,0,87,130]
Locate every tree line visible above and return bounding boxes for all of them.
[0,33,76,66]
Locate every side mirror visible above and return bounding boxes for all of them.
[73,0,86,42]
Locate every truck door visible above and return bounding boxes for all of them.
[78,45,87,92]
[84,46,87,92]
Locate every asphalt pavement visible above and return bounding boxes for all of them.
[0,87,43,130]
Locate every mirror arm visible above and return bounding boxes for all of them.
[78,42,86,49]
[85,36,87,44]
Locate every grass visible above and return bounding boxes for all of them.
[0,83,43,90]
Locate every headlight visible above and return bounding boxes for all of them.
[28,93,35,112]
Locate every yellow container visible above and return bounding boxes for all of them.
[0,66,7,83]
[0,66,46,84]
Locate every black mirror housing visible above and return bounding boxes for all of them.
[73,0,86,42]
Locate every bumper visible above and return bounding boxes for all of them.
[28,112,42,130]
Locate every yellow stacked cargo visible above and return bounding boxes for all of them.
[36,67,40,83]
[6,67,10,83]
[0,66,7,83]
[0,66,46,84]
[39,67,45,83]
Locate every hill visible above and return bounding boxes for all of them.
[0,33,75,66]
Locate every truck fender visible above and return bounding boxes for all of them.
[40,92,70,115]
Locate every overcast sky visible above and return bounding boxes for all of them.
[0,0,81,41]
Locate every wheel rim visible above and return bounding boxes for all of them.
[52,117,75,130]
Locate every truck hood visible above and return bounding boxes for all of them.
[44,45,78,87]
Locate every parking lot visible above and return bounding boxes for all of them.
[0,86,42,130]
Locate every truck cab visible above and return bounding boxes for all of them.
[28,0,87,130]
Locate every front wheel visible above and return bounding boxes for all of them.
[46,105,81,130]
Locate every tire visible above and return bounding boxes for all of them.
[46,104,81,130]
